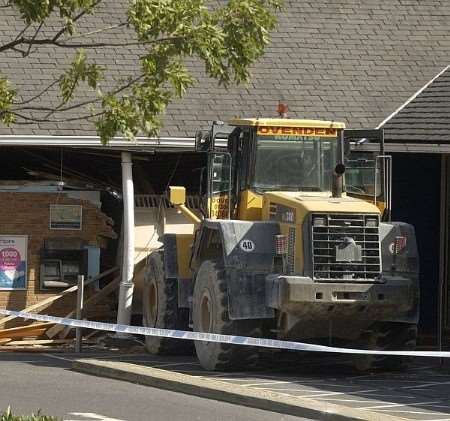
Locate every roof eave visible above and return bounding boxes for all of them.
[0,135,197,151]
[377,64,450,129]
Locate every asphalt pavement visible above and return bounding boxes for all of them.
[3,349,450,421]
[0,352,309,421]
[72,350,450,421]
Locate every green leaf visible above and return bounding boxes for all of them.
[4,0,282,142]
[0,407,61,421]
[59,49,104,103]
[10,0,99,25]
[0,77,16,125]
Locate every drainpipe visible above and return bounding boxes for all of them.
[116,152,135,334]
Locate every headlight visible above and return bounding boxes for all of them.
[313,217,327,227]
[274,234,288,255]
[365,217,378,228]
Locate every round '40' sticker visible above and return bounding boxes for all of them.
[239,239,255,252]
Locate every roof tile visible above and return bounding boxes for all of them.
[1,0,450,139]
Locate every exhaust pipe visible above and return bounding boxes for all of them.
[332,163,346,198]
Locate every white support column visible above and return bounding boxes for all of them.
[116,152,135,334]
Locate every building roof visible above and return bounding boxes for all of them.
[382,66,450,143]
[1,1,450,139]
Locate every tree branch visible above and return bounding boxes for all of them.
[0,0,103,54]
[24,22,43,57]
[14,23,31,42]
[0,38,25,53]
[67,22,127,40]
[11,110,105,123]
[51,0,103,42]
[1,34,184,53]
[13,77,62,106]
[9,45,28,55]
[11,74,145,116]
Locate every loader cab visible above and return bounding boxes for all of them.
[195,119,390,221]
[344,129,391,221]
[230,119,345,220]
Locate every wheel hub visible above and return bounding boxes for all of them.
[147,279,158,326]
[200,290,213,333]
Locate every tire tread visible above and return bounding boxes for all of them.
[143,251,192,355]
[193,260,261,371]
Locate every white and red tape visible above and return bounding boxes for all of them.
[1,308,449,358]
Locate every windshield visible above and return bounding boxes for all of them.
[253,135,337,192]
[345,152,381,197]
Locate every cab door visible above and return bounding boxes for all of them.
[207,152,232,219]
[343,129,392,221]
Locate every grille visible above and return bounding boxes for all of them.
[312,213,381,281]
[134,194,202,209]
[287,227,296,274]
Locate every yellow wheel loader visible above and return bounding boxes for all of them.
[142,118,419,371]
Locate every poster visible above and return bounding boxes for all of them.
[0,236,27,289]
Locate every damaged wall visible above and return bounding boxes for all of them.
[0,191,116,327]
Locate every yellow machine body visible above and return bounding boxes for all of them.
[171,117,383,281]
[148,117,419,372]
[261,192,380,274]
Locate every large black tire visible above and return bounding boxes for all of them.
[142,251,192,355]
[192,260,262,371]
[353,322,418,372]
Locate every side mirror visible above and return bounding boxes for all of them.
[169,186,186,206]
[195,130,211,152]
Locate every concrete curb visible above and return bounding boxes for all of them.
[72,359,404,421]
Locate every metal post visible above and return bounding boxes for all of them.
[116,152,135,336]
[75,274,84,353]
[438,155,447,363]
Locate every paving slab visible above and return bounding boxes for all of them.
[71,353,450,421]
[73,358,396,421]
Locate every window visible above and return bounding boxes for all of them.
[253,136,337,192]
[345,152,381,197]
[210,153,231,194]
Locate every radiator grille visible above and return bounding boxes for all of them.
[312,213,381,281]
[134,194,202,209]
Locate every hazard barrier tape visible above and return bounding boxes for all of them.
[0,308,449,358]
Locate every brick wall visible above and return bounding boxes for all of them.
[0,192,116,327]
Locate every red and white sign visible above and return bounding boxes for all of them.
[0,236,27,289]
[0,247,21,270]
